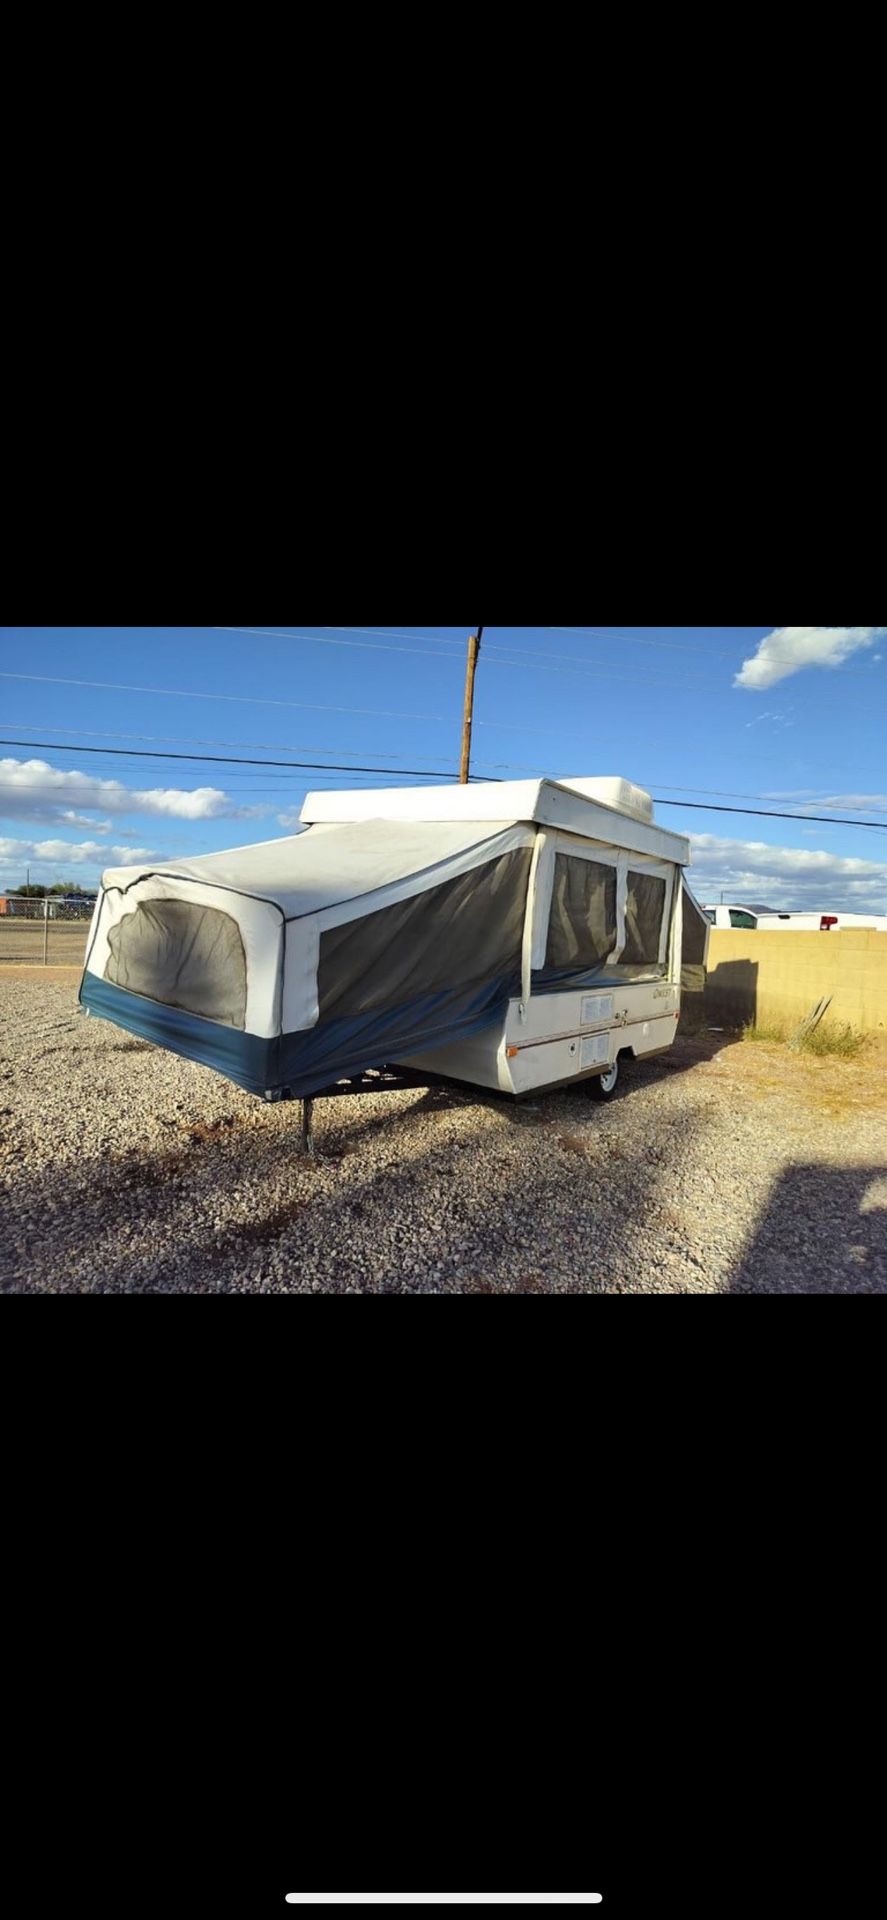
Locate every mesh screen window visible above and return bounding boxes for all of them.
[621,873,667,971]
[105,900,248,1029]
[317,849,533,1022]
[544,857,618,974]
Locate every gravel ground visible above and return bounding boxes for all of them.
[2,972,886,1294]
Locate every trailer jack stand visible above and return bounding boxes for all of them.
[301,1097,315,1157]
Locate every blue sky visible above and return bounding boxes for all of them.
[1,624,885,910]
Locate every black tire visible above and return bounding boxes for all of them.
[588,1057,620,1102]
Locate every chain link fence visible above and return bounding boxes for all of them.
[0,900,94,966]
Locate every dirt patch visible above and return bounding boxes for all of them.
[109,1150,194,1190]
[211,1197,309,1251]
[184,1116,239,1144]
[714,1033,887,1120]
[0,927,88,967]
[558,1133,592,1158]
[0,965,82,981]
[469,1271,547,1294]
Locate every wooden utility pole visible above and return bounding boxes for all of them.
[460,624,484,784]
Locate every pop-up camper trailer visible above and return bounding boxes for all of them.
[79,777,710,1132]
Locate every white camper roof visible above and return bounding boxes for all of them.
[300,777,689,865]
[99,819,521,920]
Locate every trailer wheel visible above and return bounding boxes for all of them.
[588,1058,620,1102]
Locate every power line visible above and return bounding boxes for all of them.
[6,724,887,791]
[308,623,735,658]
[0,731,552,780]
[11,629,883,708]
[303,621,743,661]
[651,797,887,830]
[548,625,737,655]
[0,772,469,798]
[286,620,885,683]
[213,625,470,660]
[216,623,711,677]
[471,643,721,687]
[0,671,575,737]
[0,722,469,766]
[4,732,887,825]
[649,781,887,818]
[0,727,531,774]
[7,768,887,828]
[211,624,723,687]
[210,622,875,694]
[315,626,468,646]
[549,627,887,676]
[0,672,456,727]
[1,737,887,830]
[0,739,493,782]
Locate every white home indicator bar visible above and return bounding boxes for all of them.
[285,1900,603,1908]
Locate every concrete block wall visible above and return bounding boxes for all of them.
[703,930,887,1033]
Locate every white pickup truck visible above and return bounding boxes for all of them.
[704,903,766,930]
[705,905,887,932]
[756,911,887,932]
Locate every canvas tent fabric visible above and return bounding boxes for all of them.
[679,880,711,993]
[95,819,520,922]
[80,820,536,1097]
[316,848,532,1021]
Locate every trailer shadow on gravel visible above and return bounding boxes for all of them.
[0,1078,720,1294]
[620,1023,741,1088]
[728,1164,887,1294]
[276,1019,742,1156]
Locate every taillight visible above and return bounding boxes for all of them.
[820,916,839,931]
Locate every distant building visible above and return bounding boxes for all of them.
[0,891,97,919]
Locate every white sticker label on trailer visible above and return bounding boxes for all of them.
[581,995,614,1026]
[580,1032,610,1070]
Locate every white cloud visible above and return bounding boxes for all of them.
[764,792,887,813]
[735,626,887,691]
[688,832,887,913]
[0,758,266,827]
[0,836,161,882]
[131,787,260,820]
[59,811,113,832]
